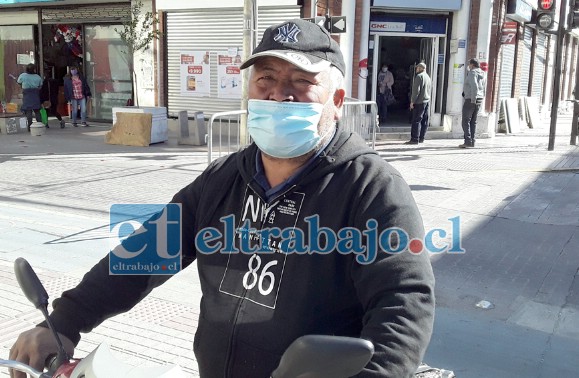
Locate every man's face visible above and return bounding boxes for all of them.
[247,56,344,160]
[248,57,343,122]
[249,57,329,102]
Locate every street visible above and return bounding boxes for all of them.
[0,116,578,377]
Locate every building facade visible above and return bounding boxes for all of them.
[1,0,577,134]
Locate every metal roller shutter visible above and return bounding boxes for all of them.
[531,33,547,101]
[499,44,516,101]
[519,27,532,97]
[166,6,300,117]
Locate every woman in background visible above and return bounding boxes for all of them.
[17,63,43,131]
[63,65,91,127]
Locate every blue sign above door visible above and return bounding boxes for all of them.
[372,0,462,11]
[370,14,447,34]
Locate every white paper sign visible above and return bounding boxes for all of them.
[180,51,211,97]
[17,54,31,65]
[217,54,242,99]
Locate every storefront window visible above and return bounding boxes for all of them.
[84,25,131,120]
[0,26,35,110]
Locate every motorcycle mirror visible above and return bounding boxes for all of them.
[271,335,374,378]
[13,258,71,373]
[14,258,49,309]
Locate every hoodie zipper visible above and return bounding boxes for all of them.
[223,183,297,377]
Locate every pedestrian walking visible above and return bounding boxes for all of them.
[405,62,431,144]
[63,65,91,127]
[459,58,487,148]
[10,19,434,378]
[16,63,43,132]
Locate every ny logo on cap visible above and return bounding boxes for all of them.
[274,23,301,44]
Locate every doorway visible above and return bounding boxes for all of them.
[368,34,445,127]
[41,24,84,118]
[41,23,131,121]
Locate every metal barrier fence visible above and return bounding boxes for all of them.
[340,100,378,149]
[207,100,377,163]
[207,110,247,164]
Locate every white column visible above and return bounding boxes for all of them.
[477,0,494,66]
[340,0,357,97]
[356,0,371,100]
[446,0,471,115]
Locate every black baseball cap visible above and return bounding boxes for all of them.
[240,18,346,75]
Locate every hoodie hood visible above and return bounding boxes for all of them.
[464,67,486,100]
[471,67,484,79]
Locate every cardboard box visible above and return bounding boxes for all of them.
[112,107,168,144]
[106,112,152,147]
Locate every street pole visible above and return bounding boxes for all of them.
[548,0,569,151]
[240,0,257,147]
[571,47,579,145]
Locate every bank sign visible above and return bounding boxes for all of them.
[370,15,447,35]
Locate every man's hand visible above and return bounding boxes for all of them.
[9,327,75,378]
[410,102,414,110]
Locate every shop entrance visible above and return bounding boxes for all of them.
[368,34,446,127]
[41,23,131,121]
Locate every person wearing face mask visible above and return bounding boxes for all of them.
[376,63,394,124]
[10,19,434,378]
[459,58,487,148]
[63,65,92,127]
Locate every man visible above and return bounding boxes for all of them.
[377,63,394,124]
[405,62,431,145]
[10,19,434,378]
[460,58,486,148]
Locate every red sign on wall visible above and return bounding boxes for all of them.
[501,31,516,44]
[501,21,517,44]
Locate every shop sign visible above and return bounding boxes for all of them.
[506,0,533,24]
[501,21,518,44]
[370,15,446,34]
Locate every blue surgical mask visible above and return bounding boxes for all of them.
[247,99,327,158]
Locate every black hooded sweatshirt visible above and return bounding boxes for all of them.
[44,129,435,377]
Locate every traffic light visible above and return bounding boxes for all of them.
[536,0,556,30]
[570,0,579,30]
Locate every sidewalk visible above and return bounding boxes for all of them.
[0,115,578,377]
